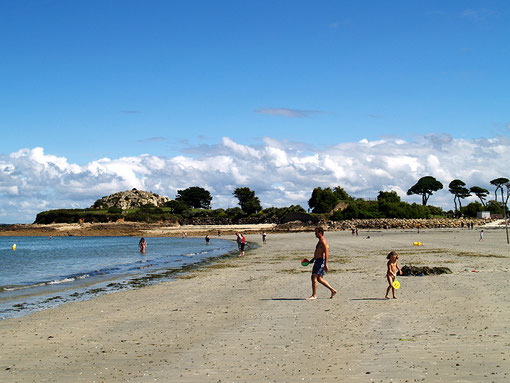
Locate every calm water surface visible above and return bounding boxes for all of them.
[0,236,237,319]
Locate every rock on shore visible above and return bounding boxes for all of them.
[91,189,170,210]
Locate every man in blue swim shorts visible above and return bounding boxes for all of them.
[306,227,337,300]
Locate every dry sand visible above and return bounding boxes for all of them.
[1,228,509,382]
[0,222,276,237]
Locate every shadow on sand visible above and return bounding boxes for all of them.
[351,298,388,301]
[260,298,307,301]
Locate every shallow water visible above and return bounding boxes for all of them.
[0,236,237,319]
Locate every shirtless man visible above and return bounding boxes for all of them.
[307,227,337,300]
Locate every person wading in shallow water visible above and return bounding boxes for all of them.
[239,233,246,256]
[307,227,337,300]
[139,237,147,253]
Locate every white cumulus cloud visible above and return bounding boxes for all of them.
[1,135,509,223]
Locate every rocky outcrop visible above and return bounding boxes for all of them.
[91,189,170,210]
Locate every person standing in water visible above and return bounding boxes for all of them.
[239,233,246,256]
[139,237,147,253]
[307,227,337,300]
[236,232,242,253]
[205,235,210,245]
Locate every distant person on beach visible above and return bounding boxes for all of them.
[385,251,401,299]
[262,231,267,243]
[239,233,246,256]
[218,230,221,236]
[236,232,242,251]
[205,235,210,245]
[479,230,484,241]
[355,228,359,236]
[306,227,337,300]
[139,237,147,253]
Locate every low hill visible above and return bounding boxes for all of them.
[91,189,170,210]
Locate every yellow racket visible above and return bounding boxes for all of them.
[392,273,400,289]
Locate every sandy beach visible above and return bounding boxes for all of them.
[1,227,509,382]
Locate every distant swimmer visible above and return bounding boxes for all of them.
[205,235,210,245]
[139,237,147,253]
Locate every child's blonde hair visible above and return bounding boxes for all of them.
[386,251,399,260]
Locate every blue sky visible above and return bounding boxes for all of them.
[0,1,509,222]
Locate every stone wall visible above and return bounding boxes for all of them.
[275,217,490,232]
[328,217,487,230]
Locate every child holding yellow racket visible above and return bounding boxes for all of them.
[385,251,401,299]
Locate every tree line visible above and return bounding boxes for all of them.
[35,176,509,224]
[406,176,509,217]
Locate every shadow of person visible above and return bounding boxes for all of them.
[351,298,388,301]
[260,298,307,301]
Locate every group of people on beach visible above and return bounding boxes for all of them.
[138,227,403,300]
[304,227,400,300]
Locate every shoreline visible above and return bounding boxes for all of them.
[0,217,501,238]
[0,222,277,237]
[0,237,242,320]
[1,229,509,382]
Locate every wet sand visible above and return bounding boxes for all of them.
[1,228,509,382]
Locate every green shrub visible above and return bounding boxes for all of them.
[331,200,442,220]
[225,207,247,220]
[461,201,484,218]
[165,200,190,215]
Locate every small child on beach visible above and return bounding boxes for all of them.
[385,251,401,299]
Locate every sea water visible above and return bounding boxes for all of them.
[0,236,238,319]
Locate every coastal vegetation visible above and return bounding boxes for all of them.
[175,186,212,209]
[34,176,509,224]
[406,176,443,205]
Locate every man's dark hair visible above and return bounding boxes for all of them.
[315,227,324,235]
